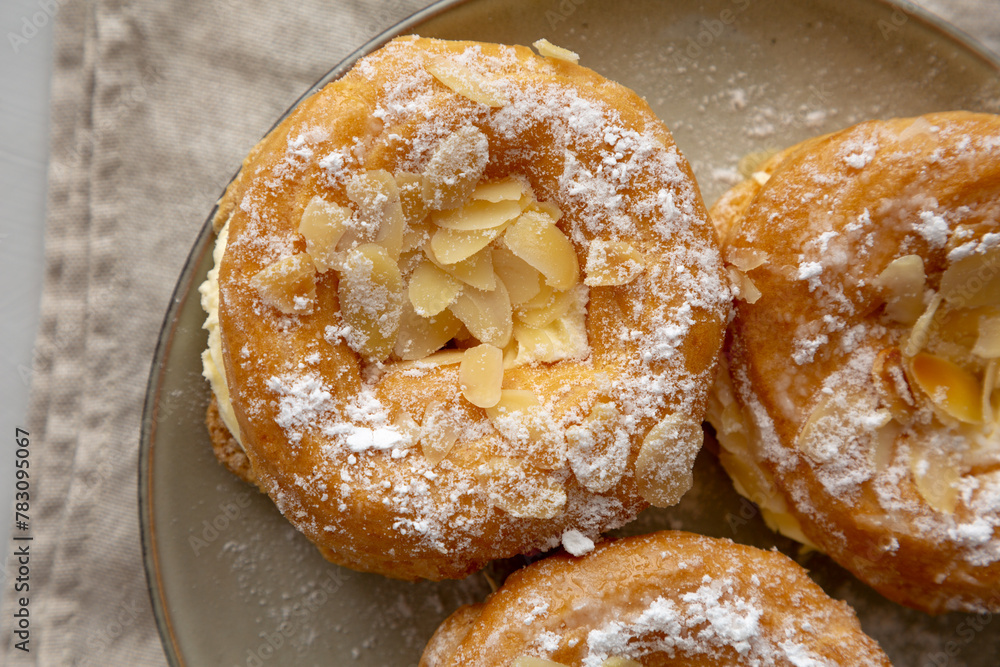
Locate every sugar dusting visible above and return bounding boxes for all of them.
[211,36,728,576]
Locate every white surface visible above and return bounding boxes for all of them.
[0,0,54,603]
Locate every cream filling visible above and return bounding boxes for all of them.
[705,358,818,551]
[199,219,243,447]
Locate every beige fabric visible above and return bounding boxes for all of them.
[2,0,996,664]
[2,1,429,664]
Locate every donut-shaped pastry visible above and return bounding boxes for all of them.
[707,111,1000,613]
[201,37,729,580]
[420,531,891,666]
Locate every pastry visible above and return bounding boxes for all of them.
[420,531,891,666]
[200,36,729,580]
[708,111,1000,613]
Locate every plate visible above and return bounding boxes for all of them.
[140,1,1000,665]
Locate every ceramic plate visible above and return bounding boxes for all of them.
[140,1,1000,664]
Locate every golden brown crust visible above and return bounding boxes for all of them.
[213,37,728,580]
[420,531,891,667]
[713,111,1000,614]
[205,396,260,489]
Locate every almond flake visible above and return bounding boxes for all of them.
[874,254,926,324]
[973,314,1000,358]
[532,38,580,64]
[940,246,1000,308]
[584,239,644,287]
[471,177,524,203]
[459,344,504,408]
[448,280,513,347]
[346,170,405,260]
[476,457,566,519]
[422,125,490,211]
[908,353,983,424]
[432,198,522,231]
[493,246,543,305]
[635,414,704,507]
[297,195,350,272]
[249,253,317,314]
[338,244,403,362]
[566,401,627,493]
[430,222,510,265]
[408,260,461,316]
[421,402,460,466]
[394,301,462,361]
[425,56,509,108]
[910,447,960,514]
[503,210,580,290]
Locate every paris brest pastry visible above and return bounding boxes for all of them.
[199,37,729,580]
[707,111,1000,614]
[420,531,891,666]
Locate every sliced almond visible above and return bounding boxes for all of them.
[635,414,704,507]
[527,199,562,222]
[471,177,524,203]
[345,170,405,260]
[908,353,983,424]
[584,239,644,287]
[426,243,497,292]
[940,246,1000,308]
[796,393,890,464]
[493,246,544,305]
[459,344,504,408]
[727,247,770,272]
[337,244,404,362]
[727,266,762,304]
[515,284,577,329]
[407,260,461,316]
[394,301,462,361]
[566,401,628,493]
[476,457,567,519]
[903,293,943,358]
[983,360,998,425]
[401,218,432,254]
[448,280,513,347]
[974,314,1000,359]
[432,198,522,231]
[910,447,960,514]
[532,38,580,64]
[297,196,351,272]
[430,222,510,265]
[391,411,421,450]
[249,253,317,314]
[425,56,509,108]
[871,346,916,420]
[485,389,541,418]
[421,402,460,466]
[874,254,926,324]
[415,349,466,367]
[503,210,580,290]
[485,390,565,469]
[421,125,489,212]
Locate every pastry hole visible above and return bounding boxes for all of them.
[249,253,317,315]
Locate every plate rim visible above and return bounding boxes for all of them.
[137,1,1000,664]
